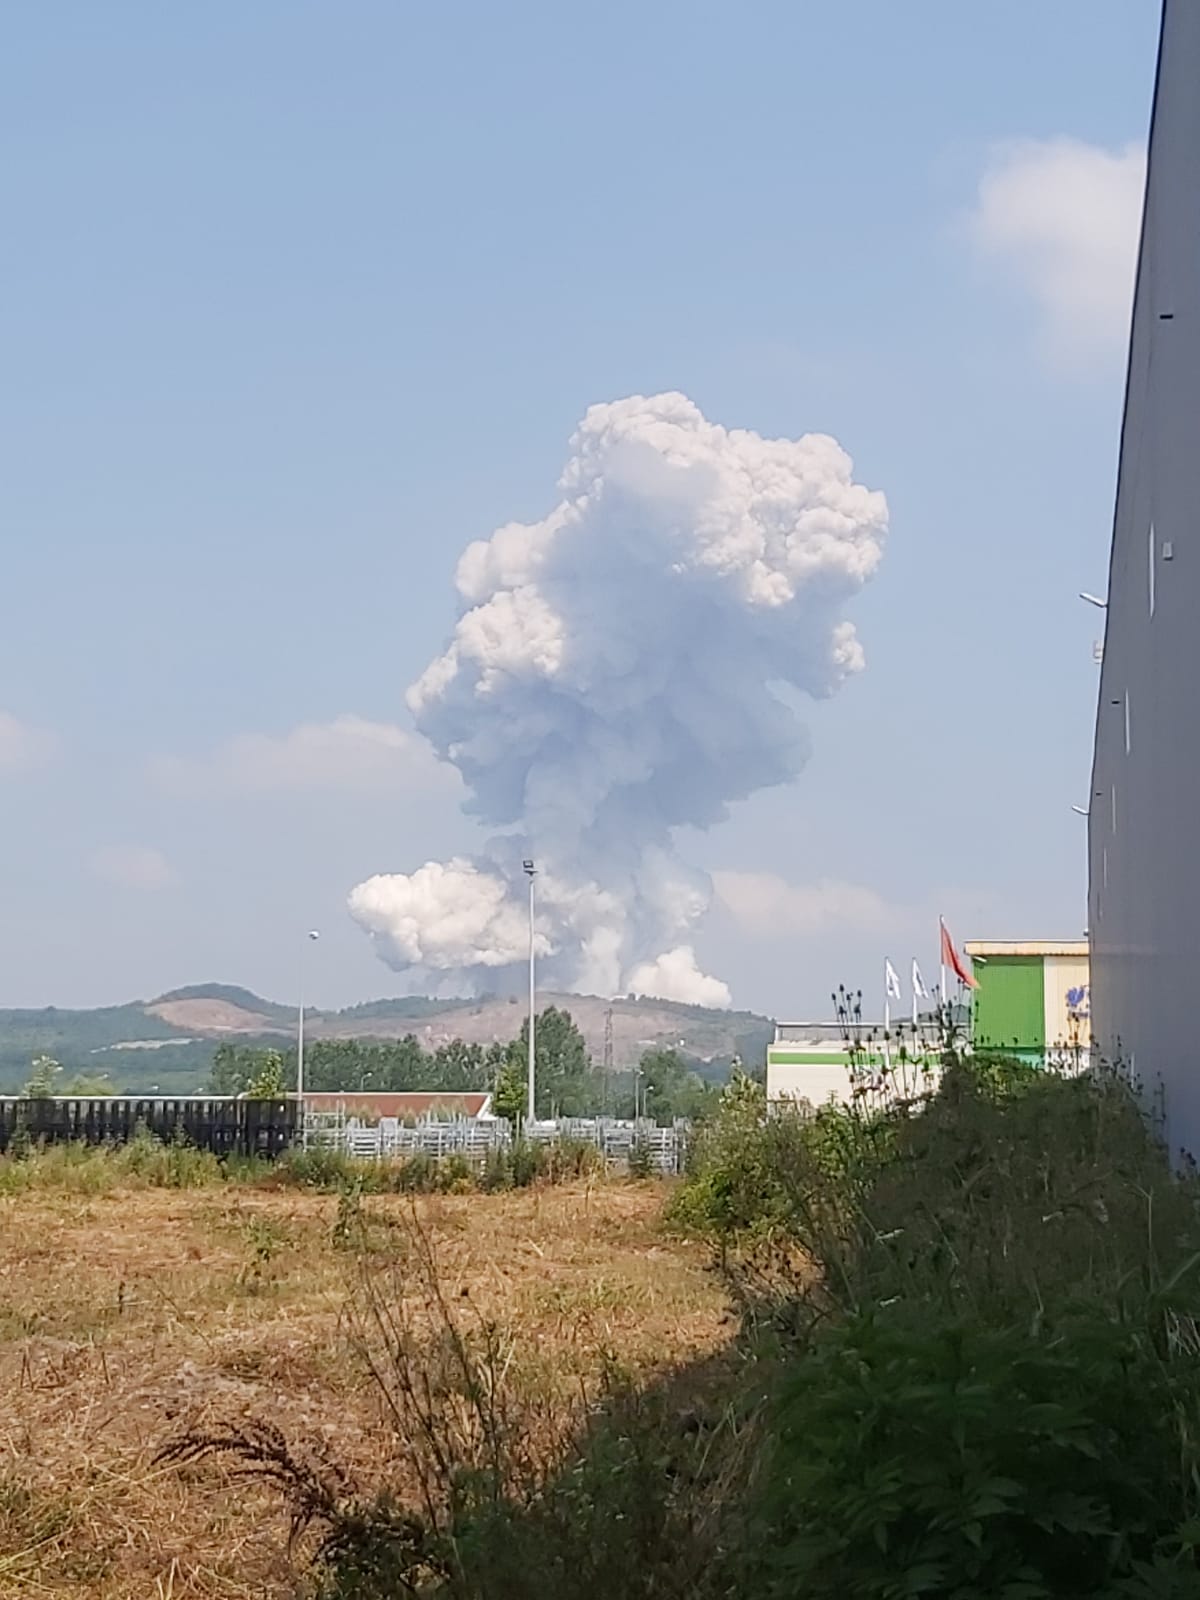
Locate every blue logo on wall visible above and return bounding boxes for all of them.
[1066,985,1090,1018]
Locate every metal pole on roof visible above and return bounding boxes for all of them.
[523,862,537,1123]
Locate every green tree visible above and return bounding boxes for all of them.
[639,1048,717,1124]
[209,1043,299,1094]
[24,1054,61,1098]
[430,1039,491,1090]
[61,1071,117,1096]
[244,1050,287,1099]
[509,1007,596,1118]
[493,1042,527,1124]
[209,1042,253,1095]
[304,1035,431,1092]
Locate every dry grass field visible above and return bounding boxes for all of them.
[0,1174,730,1598]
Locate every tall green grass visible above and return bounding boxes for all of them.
[0,1131,607,1196]
[0,1132,229,1193]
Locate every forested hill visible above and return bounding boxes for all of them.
[0,985,775,1094]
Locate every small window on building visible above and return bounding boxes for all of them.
[1149,523,1156,616]
[1125,690,1131,755]
[1103,846,1109,888]
[1111,784,1118,833]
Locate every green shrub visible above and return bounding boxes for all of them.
[667,1072,893,1273]
[662,1052,1200,1595]
[543,1136,603,1183]
[115,1128,222,1188]
[626,1140,653,1180]
[436,1153,475,1193]
[509,1138,543,1188]
[393,1152,436,1193]
[275,1147,357,1189]
[752,1306,1200,1599]
[0,1131,226,1192]
[480,1147,514,1193]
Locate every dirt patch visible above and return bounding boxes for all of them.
[144,998,288,1034]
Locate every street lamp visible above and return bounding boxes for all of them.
[296,929,320,1149]
[1079,592,1108,609]
[523,861,537,1124]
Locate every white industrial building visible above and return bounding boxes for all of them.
[766,1022,935,1111]
[1089,0,1200,1159]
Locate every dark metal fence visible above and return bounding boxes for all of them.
[0,1096,297,1159]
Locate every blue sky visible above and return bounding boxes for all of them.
[0,2,1160,1015]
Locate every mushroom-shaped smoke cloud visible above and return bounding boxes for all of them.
[349,392,887,1006]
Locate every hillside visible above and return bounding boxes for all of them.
[0,984,775,1093]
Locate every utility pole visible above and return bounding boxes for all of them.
[523,861,537,1123]
[603,1006,613,1116]
[296,929,320,1151]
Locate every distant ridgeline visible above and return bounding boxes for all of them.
[0,984,774,1097]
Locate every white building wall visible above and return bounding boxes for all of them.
[1090,0,1200,1159]
[766,1060,855,1110]
[1042,954,1091,1051]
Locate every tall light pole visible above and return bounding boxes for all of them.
[523,861,537,1123]
[296,929,320,1149]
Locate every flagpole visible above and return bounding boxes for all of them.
[883,958,890,1071]
[939,917,947,1009]
[883,959,897,1076]
[884,962,890,1036]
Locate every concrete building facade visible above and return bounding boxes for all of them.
[1088,0,1200,1158]
[765,1023,933,1110]
[766,1026,879,1109]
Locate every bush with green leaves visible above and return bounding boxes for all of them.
[750,1307,1200,1600]
[667,1055,1200,1594]
[667,1068,894,1258]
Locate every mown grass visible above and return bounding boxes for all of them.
[0,1172,725,1598]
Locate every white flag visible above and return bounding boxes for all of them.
[912,959,928,1000]
[885,959,902,1000]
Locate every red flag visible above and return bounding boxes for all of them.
[940,919,978,990]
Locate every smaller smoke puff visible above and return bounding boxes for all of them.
[625,947,732,1011]
[349,860,535,971]
[350,392,888,1005]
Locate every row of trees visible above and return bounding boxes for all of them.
[13,1008,724,1123]
[208,1006,719,1124]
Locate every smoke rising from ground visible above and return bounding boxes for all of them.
[349,392,887,1005]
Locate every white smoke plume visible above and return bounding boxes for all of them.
[349,392,887,1006]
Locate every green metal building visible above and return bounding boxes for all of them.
[965,941,1090,1065]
